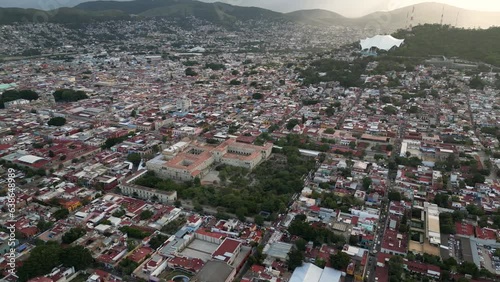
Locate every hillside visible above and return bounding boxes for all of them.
[286,9,348,26]
[0,7,129,24]
[285,3,500,31]
[356,2,500,31]
[1,1,500,29]
[77,0,283,25]
[391,24,500,66]
[75,0,181,14]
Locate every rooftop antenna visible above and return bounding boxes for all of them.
[440,5,444,25]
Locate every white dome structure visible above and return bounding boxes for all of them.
[360,35,405,51]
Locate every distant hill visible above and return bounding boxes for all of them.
[285,9,349,26]
[356,3,500,31]
[285,3,500,30]
[1,1,500,29]
[0,7,129,25]
[76,0,283,25]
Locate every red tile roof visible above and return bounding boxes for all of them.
[456,222,475,237]
[380,221,407,254]
[195,228,225,239]
[251,265,265,273]
[475,227,498,240]
[128,247,153,263]
[168,256,204,273]
[212,238,242,262]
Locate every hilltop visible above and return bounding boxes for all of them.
[392,24,500,66]
[0,7,129,25]
[358,2,500,30]
[286,2,500,31]
[76,0,283,25]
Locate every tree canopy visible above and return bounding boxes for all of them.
[17,243,93,282]
[61,227,86,244]
[330,252,351,270]
[47,117,67,126]
[127,153,142,167]
[392,25,500,67]
[0,89,39,108]
[53,89,89,102]
[287,249,304,271]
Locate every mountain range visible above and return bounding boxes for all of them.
[1,0,499,29]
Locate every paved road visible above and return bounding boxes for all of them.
[367,115,406,282]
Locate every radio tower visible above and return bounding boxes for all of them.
[455,11,460,27]
[405,11,409,29]
[440,5,444,25]
[409,6,415,30]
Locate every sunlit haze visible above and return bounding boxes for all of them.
[200,0,500,17]
[2,0,500,16]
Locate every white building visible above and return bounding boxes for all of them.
[176,97,192,112]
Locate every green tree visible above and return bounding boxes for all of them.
[60,245,93,271]
[36,219,53,232]
[287,249,304,270]
[235,207,248,222]
[185,67,197,76]
[140,210,154,220]
[52,89,88,102]
[252,92,263,99]
[458,261,479,278]
[434,193,450,208]
[53,208,69,220]
[388,191,402,201]
[383,105,398,115]
[127,153,141,167]
[362,177,372,190]
[466,204,485,216]
[149,234,169,250]
[330,252,350,270]
[17,243,62,282]
[349,141,356,149]
[229,79,241,85]
[388,255,404,282]
[295,238,307,252]
[324,128,335,134]
[47,117,66,126]
[0,89,39,108]
[325,106,335,116]
[119,226,151,239]
[254,214,264,226]
[61,227,86,244]
[112,209,126,217]
[286,119,300,130]
[194,177,201,186]
[469,76,485,90]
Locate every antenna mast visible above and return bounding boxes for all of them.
[409,6,415,30]
[455,12,460,27]
[440,5,444,25]
[405,11,409,29]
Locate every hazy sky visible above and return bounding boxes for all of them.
[201,0,500,17]
[2,0,500,17]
